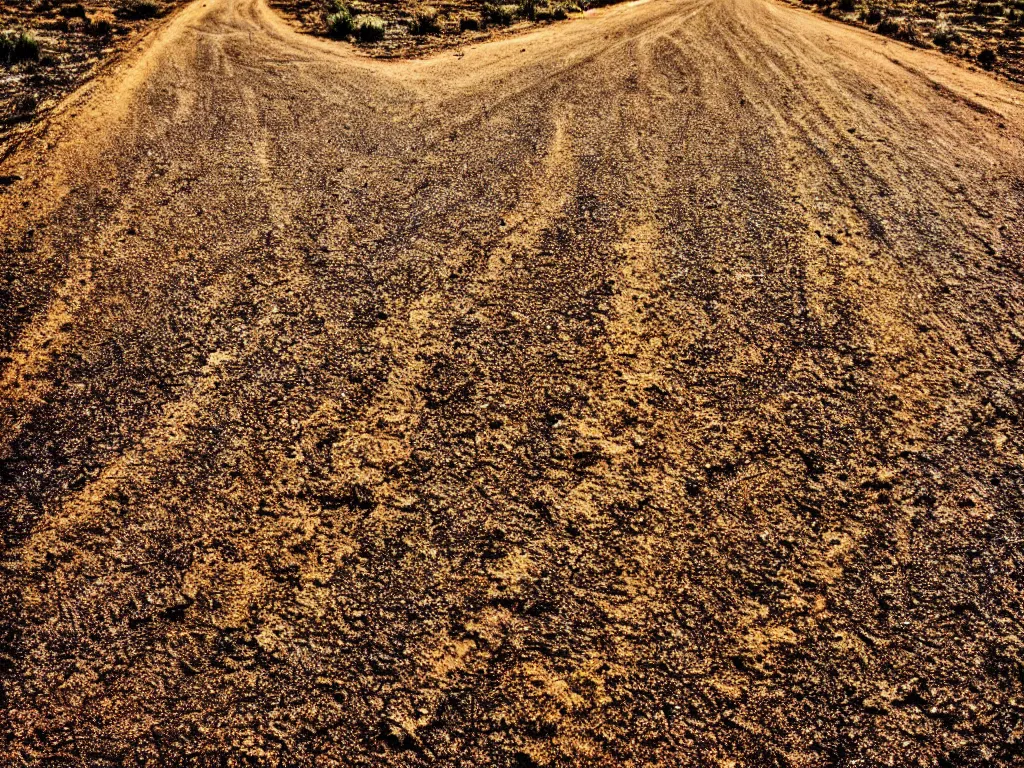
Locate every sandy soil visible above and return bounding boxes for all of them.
[786,0,1024,83]
[0,0,187,156]
[1,0,1024,765]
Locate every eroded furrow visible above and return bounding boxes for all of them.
[1,0,1023,764]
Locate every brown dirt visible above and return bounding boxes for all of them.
[785,0,1024,83]
[2,0,1024,765]
[0,0,184,156]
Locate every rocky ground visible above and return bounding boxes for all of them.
[1,0,1023,765]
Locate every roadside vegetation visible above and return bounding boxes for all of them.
[0,0,178,153]
[115,0,163,19]
[277,0,1023,69]
[271,0,600,54]
[792,0,1024,81]
[354,13,385,39]
[0,30,40,65]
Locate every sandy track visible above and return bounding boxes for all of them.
[1,0,1024,764]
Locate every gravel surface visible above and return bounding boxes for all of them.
[1,0,1024,764]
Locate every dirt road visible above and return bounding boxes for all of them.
[1,0,1024,764]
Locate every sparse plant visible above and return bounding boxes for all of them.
[88,17,114,35]
[863,5,883,23]
[875,15,899,34]
[410,6,440,34]
[326,7,355,37]
[897,18,922,42]
[978,47,997,67]
[354,14,385,41]
[0,31,40,66]
[483,2,517,25]
[874,13,922,42]
[459,13,481,30]
[932,17,961,47]
[115,0,161,19]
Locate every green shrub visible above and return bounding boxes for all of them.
[535,4,554,20]
[354,14,385,41]
[459,14,481,30]
[326,8,355,36]
[837,0,856,12]
[115,0,161,19]
[410,6,440,34]
[482,3,519,23]
[0,31,40,65]
[481,2,499,23]
[519,0,537,19]
[978,47,997,67]
[863,5,883,22]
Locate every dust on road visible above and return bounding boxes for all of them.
[1,0,1024,764]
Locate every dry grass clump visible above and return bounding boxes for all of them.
[325,2,387,41]
[875,14,922,42]
[482,2,518,24]
[410,6,440,33]
[931,15,964,47]
[978,46,998,66]
[534,3,579,19]
[355,14,386,40]
[115,0,161,19]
